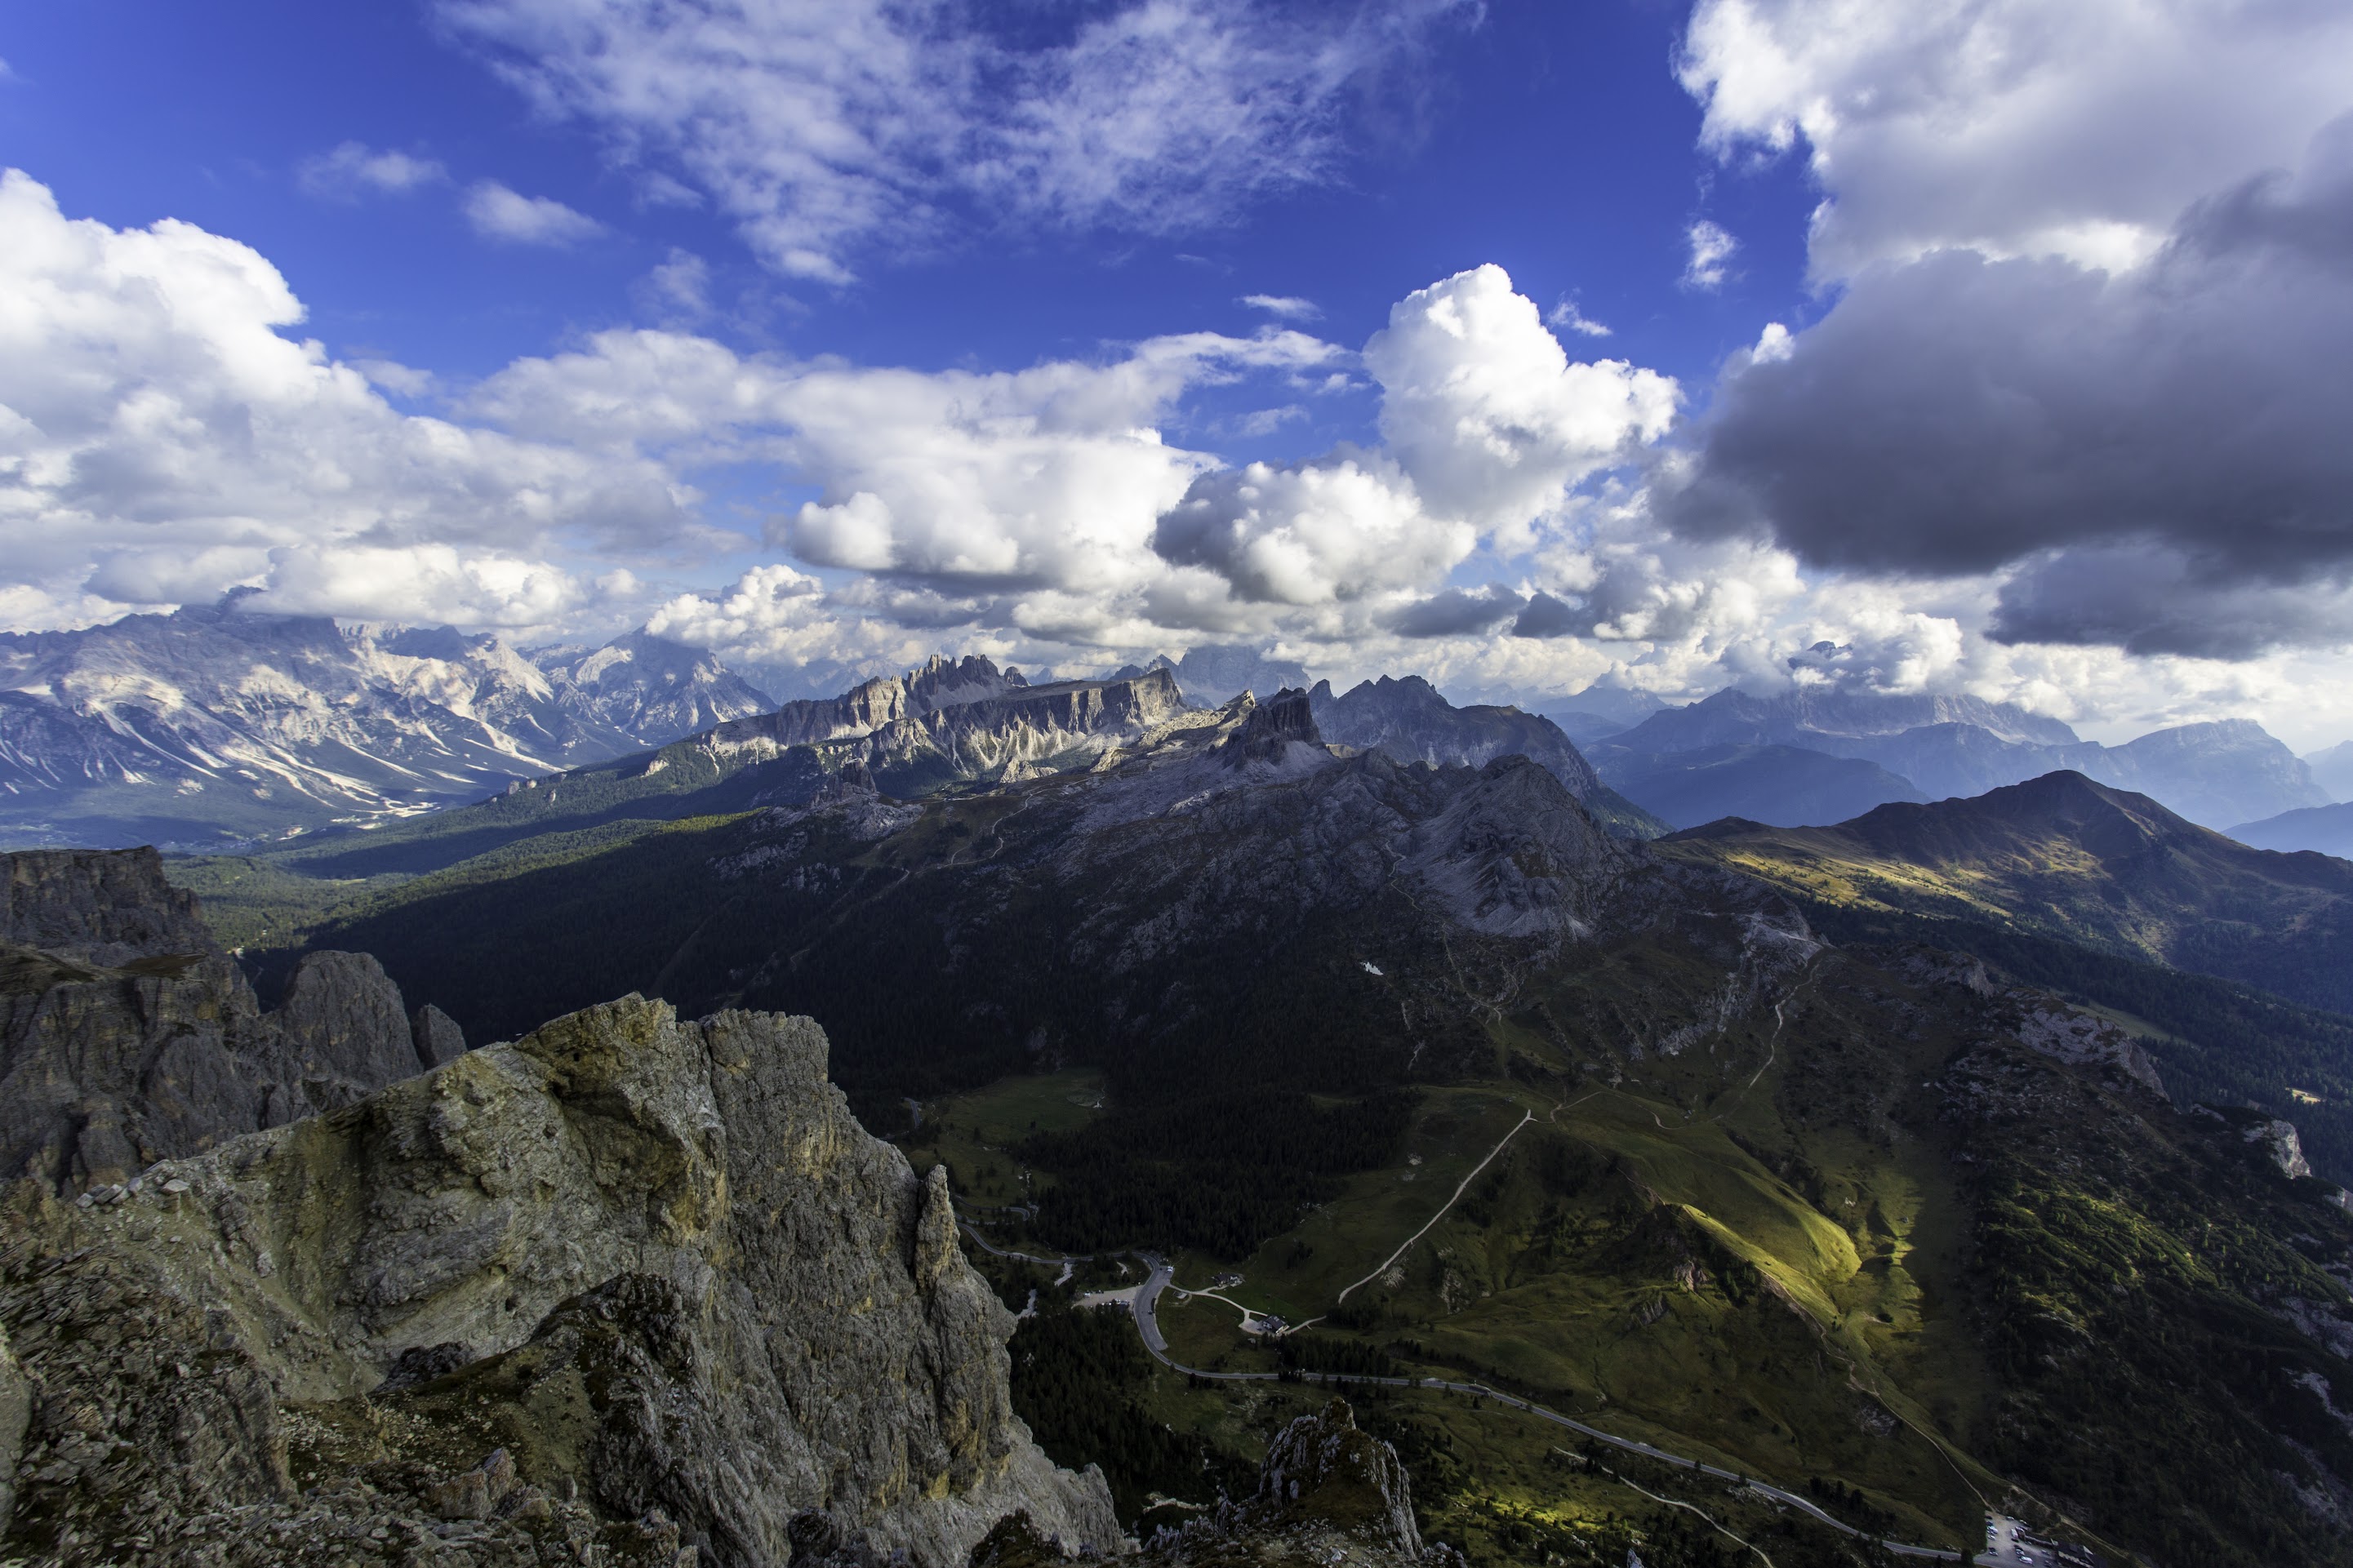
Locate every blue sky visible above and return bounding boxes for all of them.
[5,1,2353,744]
[2,2,1805,398]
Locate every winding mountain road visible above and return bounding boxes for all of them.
[1128,1253,1992,1563]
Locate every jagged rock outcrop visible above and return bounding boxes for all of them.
[1310,676,1600,795]
[1219,688,1323,770]
[0,994,1119,1566]
[1306,677,1662,837]
[1136,1399,1459,1568]
[709,655,1032,761]
[2,846,216,963]
[0,848,430,1193]
[276,949,428,1102]
[711,661,1188,795]
[2251,1117,2317,1179]
[864,672,1191,786]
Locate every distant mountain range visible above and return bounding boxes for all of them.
[2308,740,2353,801]
[2234,800,2353,858]
[0,597,772,848]
[1663,769,2353,1015]
[1589,686,2329,831]
[9,602,2343,860]
[1604,743,1927,830]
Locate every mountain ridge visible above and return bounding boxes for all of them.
[1661,768,2353,1013]
[1596,687,2328,829]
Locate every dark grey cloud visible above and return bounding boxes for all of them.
[1387,584,1524,637]
[1990,547,2353,659]
[1511,591,1582,639]
[1660,118,2353,655]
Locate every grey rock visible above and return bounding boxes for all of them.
[1312,675,1602,797]
[0,1322,28,1535]
[0,849,425,1193]
[411,1001,468,1067]
[0,993,1121,1567]
[276,949,419,1101]
[717,666,1192,795]
[1221,687,1321,769]
[0,846,212,966]
[2250,1117,2317,1179]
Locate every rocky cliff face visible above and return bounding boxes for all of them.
[0,848,445,1192]
[709,655,1034,762]
[1309,677,1602,799]
[716,667,1192,794]
[0,993,1119,1566]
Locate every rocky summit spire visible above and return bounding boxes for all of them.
[1221,686,1322,767]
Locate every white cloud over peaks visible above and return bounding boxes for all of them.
[464,181,604,245]
[1152,452,1461,606]
[245,544,583,626]
[1366,264,1679,547]
[468,318,1343,619]
[773,331,1337,594]
[298,142,450,200]
[0,170,685,633]
[1679,0,2353,278]
[438,0,1472,279]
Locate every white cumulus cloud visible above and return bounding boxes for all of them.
[1679,0,2353,278]
[464,181,604,245]
[1367,264,1679,545]
[1152,452,1463,606]
[0,169,685,633]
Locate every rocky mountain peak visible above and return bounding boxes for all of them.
[905,653,1028,716]
[1300,676,1655,833]
[1221,686,1322,766]
[1407,754,1636,937]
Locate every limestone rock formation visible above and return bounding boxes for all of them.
[1219,688,1321,770]
[0,848,430,1193]
[0,994,1120,1566]
[707,654,1032,761]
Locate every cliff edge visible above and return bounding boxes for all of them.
[0,994,1119,1566]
